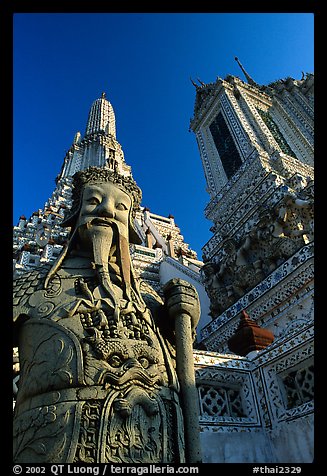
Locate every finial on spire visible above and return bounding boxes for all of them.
[190,77,199,88]
[234,56,259,87]
[101,92,106,99]
[190,77,206,88]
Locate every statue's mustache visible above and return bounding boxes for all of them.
[78,216,117,229]
[88,217,115,228]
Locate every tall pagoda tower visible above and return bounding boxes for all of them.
[189,61,313,350]
[13,93,209,319]
[189,62,314,463]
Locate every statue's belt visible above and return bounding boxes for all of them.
[16,384,176,415]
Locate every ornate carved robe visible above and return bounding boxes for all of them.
[13,259,185,463]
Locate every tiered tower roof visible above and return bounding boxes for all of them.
[85,92,116,138]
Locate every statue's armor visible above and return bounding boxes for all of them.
[13,265,185,463]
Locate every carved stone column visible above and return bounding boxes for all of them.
[163,279,202,464]
[175,312,202,463]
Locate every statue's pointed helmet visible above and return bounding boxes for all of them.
[61,166,142,244]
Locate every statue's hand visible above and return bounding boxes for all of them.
[163,278,200,331]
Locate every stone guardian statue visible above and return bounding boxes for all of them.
[13,166,201,464]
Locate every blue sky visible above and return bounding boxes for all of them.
[13,13,314,258]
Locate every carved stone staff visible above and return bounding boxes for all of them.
[163,279,202,464]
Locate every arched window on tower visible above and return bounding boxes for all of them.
[209,112,243,180]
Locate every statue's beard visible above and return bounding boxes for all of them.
[76,217,132,309]
[44,215,148,323]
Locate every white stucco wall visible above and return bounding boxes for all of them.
[199,414,314,463]
[200,430,275,463]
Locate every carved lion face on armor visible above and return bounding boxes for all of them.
[100,339,167,389]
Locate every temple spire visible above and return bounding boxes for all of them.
[234,56,259,87]
[85,92,116,138]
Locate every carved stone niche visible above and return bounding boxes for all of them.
[228,310,274,357]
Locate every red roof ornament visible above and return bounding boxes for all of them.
[228,309,274,357]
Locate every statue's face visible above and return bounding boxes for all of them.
[202,264,214,277]
[76,182,132,250]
